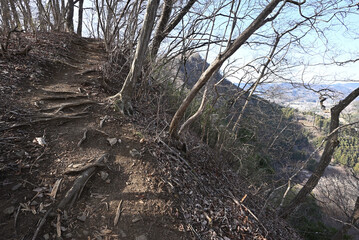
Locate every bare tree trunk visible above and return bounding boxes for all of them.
[9,0,21,28]
[178,84,208,135]
[279,87,359,219]
[66,0,74,32]
[0,0,12,30]
[36,0,49,31]
[149,0,173,60]
[169,0,283,138]
[23,0,35,31]
[110,0,160,115]
[150,0,197,60]
[77,0,84,36]
[233,35,280,132]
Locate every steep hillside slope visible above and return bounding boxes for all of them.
[1,32,302,239]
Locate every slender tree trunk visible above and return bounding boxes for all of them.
[150,0,197,60]
[9,0,21,28]
[279,88,359,219]
[66,0,74,32]
[110,0,160,115]
[77,0,84,36]
[36,0,48,31]
[0,0,12,29]
[23,0,34,31]
[169,0,282,138]
[150,0,173,60]
[233,35,280,132]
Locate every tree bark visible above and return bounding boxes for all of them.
[150,0,197,60]
[169,0,283,138]
[9,0,21,28]
[66,0,74,32]
[150,0,173,61]
[77,0,84,36]
[279,87,359,219]
[0,0,12,29]
[110,0,160,115]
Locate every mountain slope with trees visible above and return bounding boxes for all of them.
[1,0,359,239]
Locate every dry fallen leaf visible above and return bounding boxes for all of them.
[34,137,46,146]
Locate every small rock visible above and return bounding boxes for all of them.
[43,233,50,240]
[100,171,108,180]
[3,206,15,215]
[130,149,141,158]
[119,229,127,238]
[83,230,89,236]
[135,234,147,240]
[34,137,46,146]
[132,216,141,223]
[11,183,22,191]
[77,214,86,222]
[107,137,117,146]
[65,233,72,238]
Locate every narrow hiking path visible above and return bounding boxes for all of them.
[1,37,187,240]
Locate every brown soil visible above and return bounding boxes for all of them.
[1,32,302,240]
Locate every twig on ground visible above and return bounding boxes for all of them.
[32,207,53,240]
[113,200,123,226]
[77,129,88,147]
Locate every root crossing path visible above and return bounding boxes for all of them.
[0,37,187,240]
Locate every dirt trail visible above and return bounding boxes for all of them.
[1,38,186,240]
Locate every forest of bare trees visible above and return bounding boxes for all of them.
[1,0,359,239]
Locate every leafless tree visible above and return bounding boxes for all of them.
[109,0,160,115]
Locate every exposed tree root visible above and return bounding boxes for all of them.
[30,154,108,239]
[77,128,88,147]
[31,207,53,240]
[109,93,133,116]
[39,95,88,101]
[1,112,89,131]
[75,68,101,75]
[64,160,105,174]
[41,100,97,113]
[58,153,109,210]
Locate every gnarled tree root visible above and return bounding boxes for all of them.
[30,153,109,239]
[109,93,133,116]
[58,153,109,210]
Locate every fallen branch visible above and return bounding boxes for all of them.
[58,153,109,210]
[32,207,53,240]
[113,200,123,226]
[77,129,88,147]
[14,205,21,236]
